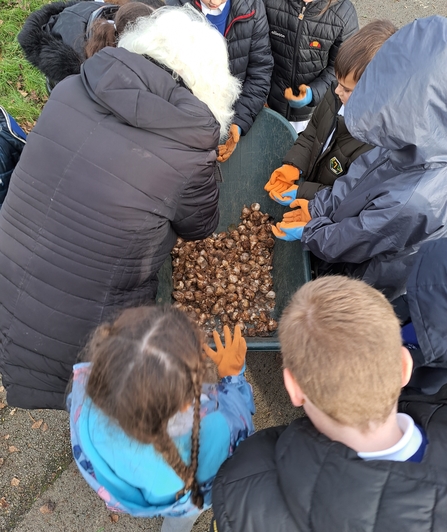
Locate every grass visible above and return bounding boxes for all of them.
[0,0,49,131]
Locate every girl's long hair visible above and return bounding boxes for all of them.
[84,306,207,508]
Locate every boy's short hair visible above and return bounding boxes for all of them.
[335,19,397,82]
[279,277,403,431]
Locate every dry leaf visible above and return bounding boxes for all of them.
[0,403,6,410]
[0,497,9,508]
[0,458,4,466]
[10,477,20,487]
[8,446,18,453]
[0,386,5,392]
[4,434,9,440]
[39,501,56,514]
[9,409,16,416]
[32,419,43,430]
[42,423,49,432]
[110,514,119,523]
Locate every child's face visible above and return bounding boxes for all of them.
[335,72,357,106]
[202,0,226,9]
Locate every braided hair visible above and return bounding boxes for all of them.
[85,306,206,508]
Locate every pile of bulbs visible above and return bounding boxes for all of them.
[171,203,278,337]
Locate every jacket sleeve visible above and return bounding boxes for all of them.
[233,0,274,134]
[302,187,439,264]
[308,3,359,106]
[172,168,220,241]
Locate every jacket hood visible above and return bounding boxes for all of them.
[80,47,220,150]
[345,16,447,168]
[407,238,447,367]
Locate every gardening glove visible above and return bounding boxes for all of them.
[272,220,306,241]
[264,164,300,195]
[269,184,299,206]
[283,199,311,221]
[217,124,241,162]
[284,85,313,109]
[203,325,247,378]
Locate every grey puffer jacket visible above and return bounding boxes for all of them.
[0,47,220,410]
[168,0,273,134]
[212,404,447,532]
[302,16,447,301]
[265,0,358,122]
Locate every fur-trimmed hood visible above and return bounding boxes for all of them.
[18,1,110,86]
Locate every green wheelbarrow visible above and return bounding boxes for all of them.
[157,107,312,351]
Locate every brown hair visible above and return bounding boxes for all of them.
[279,277,403,431]
[335,19,397,82]
[84,306,206,508]
[84,1,161,59]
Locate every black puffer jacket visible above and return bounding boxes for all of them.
[0,47,219,410]
[265,0,358,122]
[168,0,273,134]
[212,403,447,532]
[17,0,118,87]
[283,82,372,200]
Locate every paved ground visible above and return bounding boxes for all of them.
[2,1,447,531]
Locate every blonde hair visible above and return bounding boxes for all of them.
[279,277,403,431]
[117,5,241,140]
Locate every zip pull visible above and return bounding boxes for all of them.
[298,5,306,20]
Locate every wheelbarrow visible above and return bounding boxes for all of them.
[156,107,312,350]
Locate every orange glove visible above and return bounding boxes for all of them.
[203,325,247,377]
[264,164,300,195]
[217,124,241,162]
[272,220,307,241]
[283,199,311,221]
[284,85,313,108]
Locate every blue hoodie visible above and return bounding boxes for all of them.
[68,363,255,517]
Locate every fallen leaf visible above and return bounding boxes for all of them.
[0,403,6,410]
[42,423,49,432]
[32,419,43,430]
[9,408,16,416]
[8,446,18,453]
[110,514,119,523]
[4,435,9,440]
[39,501,56,514]
[0,458,4,466]
[10,477,19,487]
[0,497,9,508]
[0,386,5,392]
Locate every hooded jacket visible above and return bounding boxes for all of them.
[301,16,447,301]
[264,0,358,122]
[17,0,118,87]
[168,0,273,134]
[68,363,254,517]
[0,107,26,206]
[0,47,220,410]
[282,82,372,200]
[212,401,447,532]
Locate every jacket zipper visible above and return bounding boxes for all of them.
[224,10,255,38]
[0,106,26,145]
[288,2,307,120]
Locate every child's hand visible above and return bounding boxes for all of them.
[264,164,300,194]
[217,124,241,162]
[269,184,299,206]
[203,325,247,378]
[282,199,311,221]
[284,85,313,108]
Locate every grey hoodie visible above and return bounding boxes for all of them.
[301,16,447,300]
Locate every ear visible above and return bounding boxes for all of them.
[401,346,413,387]
[283,368,306,407]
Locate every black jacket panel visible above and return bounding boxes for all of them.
[0,48,219,409]
[168,0,273,134]
[283,83,372,199]
[265,0,358,121]
[213,410,447,532]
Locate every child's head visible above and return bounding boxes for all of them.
[334,19,397,105]
[279,277,408,432]
[84,305,206,507]
[85,2,158,59]
[201,0,227,10]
